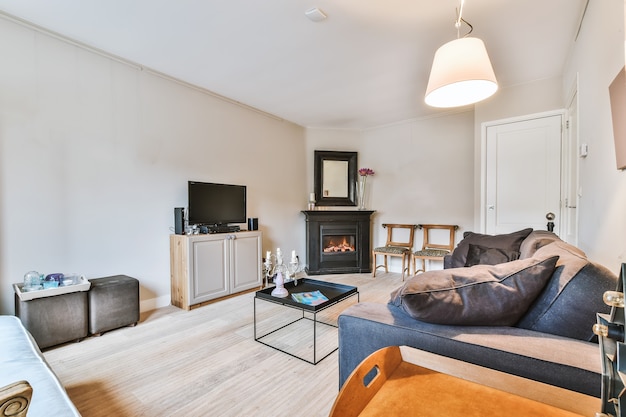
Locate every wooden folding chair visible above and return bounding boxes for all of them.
[411,224,458,274]
[372,224,418,280]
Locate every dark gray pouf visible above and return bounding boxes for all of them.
[88,275,139,336]
[15,291,89,349]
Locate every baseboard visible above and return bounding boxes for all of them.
[140,295,170,313]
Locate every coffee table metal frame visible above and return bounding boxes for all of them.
[254,278,359,365]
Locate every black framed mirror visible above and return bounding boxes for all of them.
[314,150,357,206]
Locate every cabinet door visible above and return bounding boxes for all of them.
[230,232,262,293]
[190,237,229,303]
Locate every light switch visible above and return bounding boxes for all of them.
[579,143,588,157]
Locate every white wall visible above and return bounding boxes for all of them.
[0,17,306,315]
[306,111,475,273]
[474,77,564,126]
[561,0,626,270]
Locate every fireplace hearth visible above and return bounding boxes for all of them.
[302,210,374,275]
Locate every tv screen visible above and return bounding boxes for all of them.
[188,181,247,225]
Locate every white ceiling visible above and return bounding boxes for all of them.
[0,0,588,129]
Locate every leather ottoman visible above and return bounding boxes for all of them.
[15,291,89,349]
[88,275,139,336]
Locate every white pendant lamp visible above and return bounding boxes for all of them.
[425,1,498,108]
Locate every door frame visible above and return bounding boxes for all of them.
[479,109,566,234]
[563,76,580,245]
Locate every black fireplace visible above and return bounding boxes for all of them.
[302,210,374,275]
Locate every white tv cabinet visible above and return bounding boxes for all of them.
[170,231,262,310]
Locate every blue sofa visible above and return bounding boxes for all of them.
[0,315,80,416]
[338,231,617,397]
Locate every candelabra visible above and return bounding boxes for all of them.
[264,248,302,297]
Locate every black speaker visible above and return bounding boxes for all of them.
[174,207,185,234]
[247,218,258,231]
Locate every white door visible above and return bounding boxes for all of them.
[483,113,563,235]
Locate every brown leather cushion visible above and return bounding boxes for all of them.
[389,255,559,326]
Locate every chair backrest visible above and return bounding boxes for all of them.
[383,224,418,250]
[419,224,458,252]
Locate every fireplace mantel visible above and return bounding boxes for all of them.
[302,210,375,275]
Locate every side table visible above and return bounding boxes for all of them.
[254,278,359,364]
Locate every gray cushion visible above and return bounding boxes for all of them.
[464,243,519,267]
[389,255,559,326]
[519,230,562,259]
[449,228,533,268]
[516,241,618,341]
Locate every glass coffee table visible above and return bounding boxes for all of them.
[254,278,359,364]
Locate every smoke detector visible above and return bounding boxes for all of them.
[305,8,327,22]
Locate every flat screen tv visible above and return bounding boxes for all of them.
[188,181,246,226]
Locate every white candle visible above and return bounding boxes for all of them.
[266,251,271,260]
[276,248,283,265]
[291,250,297,261]
[309,193,316,202]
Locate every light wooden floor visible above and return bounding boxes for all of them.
[43,272,404,417]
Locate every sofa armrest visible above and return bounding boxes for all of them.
[0,380,32,417]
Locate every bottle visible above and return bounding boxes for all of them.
[23,271,42,291]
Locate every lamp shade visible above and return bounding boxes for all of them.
[425,37,498,108]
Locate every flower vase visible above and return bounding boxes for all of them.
[357,177,367,210]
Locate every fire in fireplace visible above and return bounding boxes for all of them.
[323,235,356,253]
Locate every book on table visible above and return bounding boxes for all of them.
[291,290,329,306]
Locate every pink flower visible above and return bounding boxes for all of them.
[358,168,375,176]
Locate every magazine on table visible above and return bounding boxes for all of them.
[291,290,329,306]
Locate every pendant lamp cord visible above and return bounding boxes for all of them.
[455,0,473,38]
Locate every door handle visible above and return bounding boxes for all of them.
[546,212,555,232]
